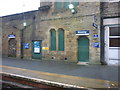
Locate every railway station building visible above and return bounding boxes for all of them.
[2,1,120,66]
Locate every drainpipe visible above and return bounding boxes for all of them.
[20,28,24,59]
[20,15,35,59]
[100,2,107,65]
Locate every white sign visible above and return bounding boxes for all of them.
[94,34,98,38]
[76,30,89,35]
[8,34,16,38]
[34,48,40,53]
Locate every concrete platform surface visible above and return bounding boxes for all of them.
[1,57,120,88]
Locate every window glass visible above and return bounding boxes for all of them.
[71,0,79,6]
[63,2,70,8]
[109,38,120,47]
[55,2,62,9]
[55,0,79,9]
[109,27,120,36]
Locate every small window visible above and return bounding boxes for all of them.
[55,2,62,9]
[50,29,56,51]
[55,0,79,9]
[63,2,70,8]
[71,0,79,6]
[110,27,120,36]
[109,38,120,47]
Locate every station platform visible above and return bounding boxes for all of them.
[1,57,120,89]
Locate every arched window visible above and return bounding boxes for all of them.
[58,29,64,51]
[50,29,56,51]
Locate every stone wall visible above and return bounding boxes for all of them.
[2,11,37,58]
[36,2,101,63]
[2,1,119,64]
[102,2,120,17]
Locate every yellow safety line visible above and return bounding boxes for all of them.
[1,65,119,85]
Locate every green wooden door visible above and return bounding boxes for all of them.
[78,37,89,62]
[32,40,42,59]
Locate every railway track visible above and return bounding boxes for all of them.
[1,74,67,89]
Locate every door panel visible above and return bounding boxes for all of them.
[109,26,120,61]
[78,37,89,62]
[8,39,16,57]
[109,48,120,60]
[32,40,42,59]
[105,25,120,65]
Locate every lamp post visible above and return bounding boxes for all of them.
[23,4,27,27]
[20,4,27,59]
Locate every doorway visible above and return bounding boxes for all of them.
[78,36,89,62]
[8,38,17,57]
[105,26,120,65]
[32,40,42,59]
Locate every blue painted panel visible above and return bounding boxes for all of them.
[93,34,98,38]
[94,42,99,48]
[24,43,29,49]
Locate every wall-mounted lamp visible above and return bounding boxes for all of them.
[68,4,77,14]
[22,4,27,27]
[68,4,74,9]
[23,22,27,27]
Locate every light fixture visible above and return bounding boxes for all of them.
[71,9,75,13]
[68,4,74,9]
[22,4,27,27]
[23,22,27,27]
[68,4,77,14]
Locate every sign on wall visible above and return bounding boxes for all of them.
[93,34,98,38]
[93,23,98,29]
[76,30,89,35]
[24,43,29,49]
[8,34,16,38]
[34,41,40,53]
[42,47,49,50]
[94,42,99,48]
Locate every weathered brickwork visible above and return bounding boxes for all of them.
[102,2,120,17]
[2,11,37,58]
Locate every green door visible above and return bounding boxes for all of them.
[32,40,42,59]
[78,37,89,62]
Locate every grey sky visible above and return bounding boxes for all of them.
[0,0,40,16]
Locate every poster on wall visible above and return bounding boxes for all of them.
[34,41,40,53]
[24,43,29,49]
[94,42,99,48]
[93,34,98,38]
